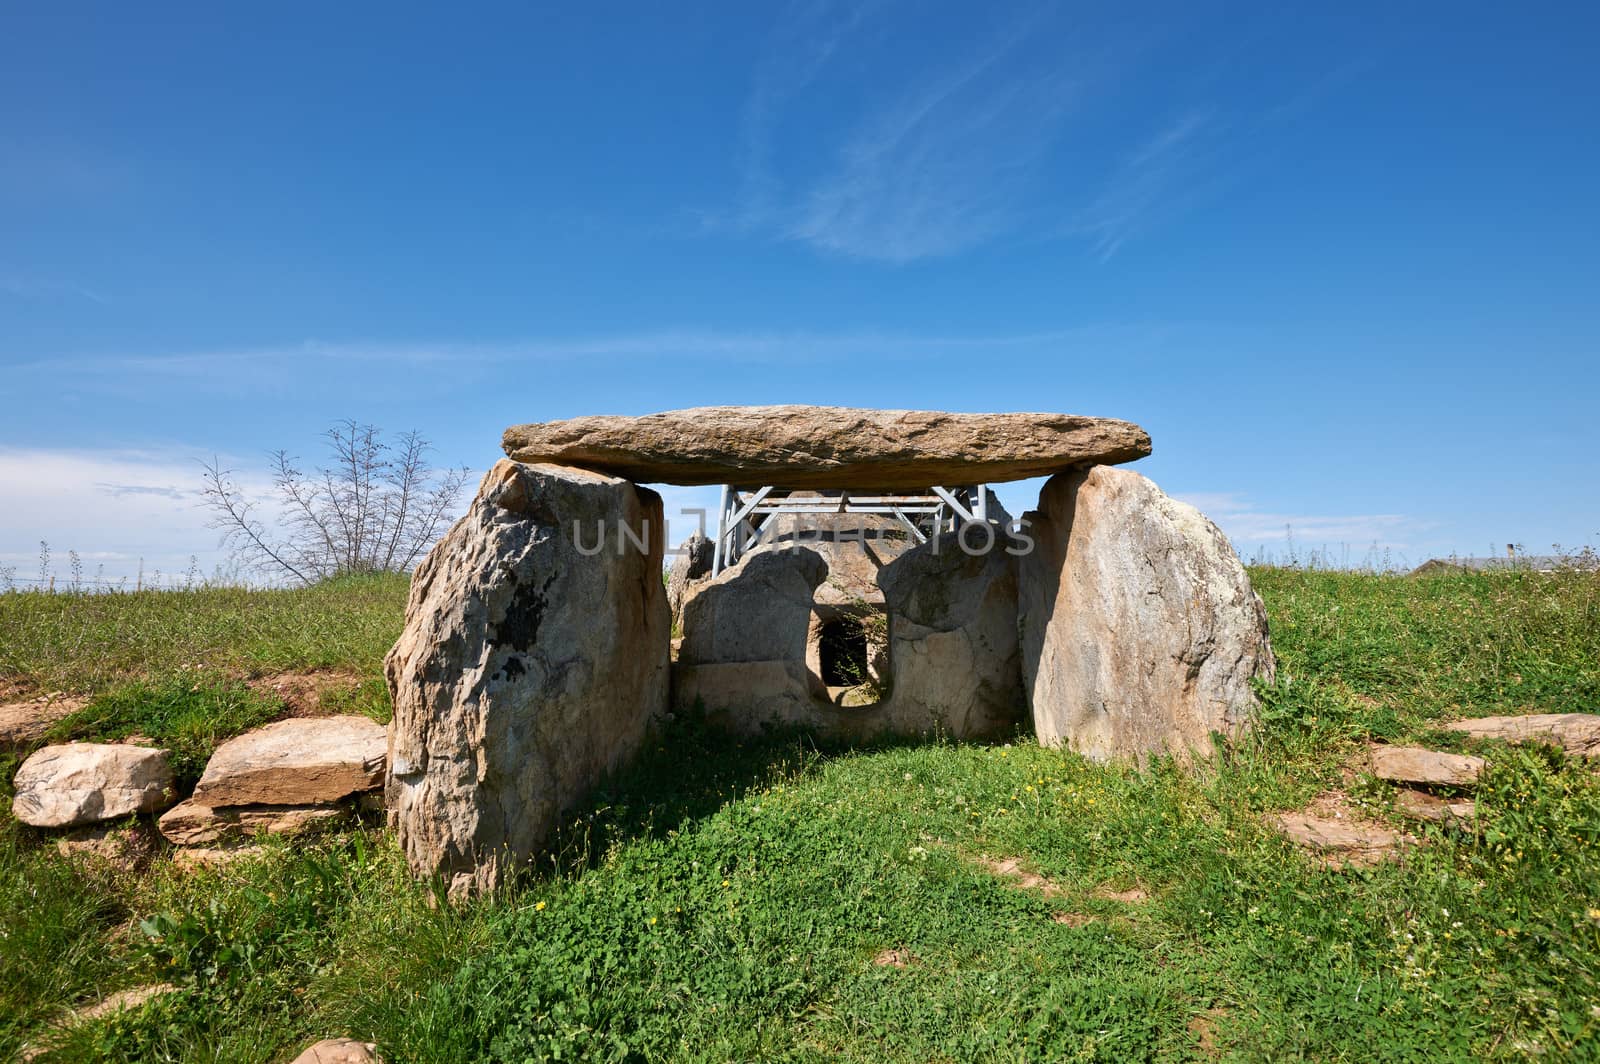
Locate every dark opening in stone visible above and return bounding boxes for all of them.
[819,618,870,687]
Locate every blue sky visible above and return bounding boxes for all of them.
[3,1,1597,583]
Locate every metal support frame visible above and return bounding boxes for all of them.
[710,484,994,576]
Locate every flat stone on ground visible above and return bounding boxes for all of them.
[158,799,351,846]
[12,743,176,828]
[502,406,1152,489]
[1369,744,1485,787]
[191,715,386,807]
[1271,812,1408,867]
[1444,713,1600,757]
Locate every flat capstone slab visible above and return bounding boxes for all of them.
[501,405,1152,489]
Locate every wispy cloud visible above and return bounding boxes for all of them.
[1175,491,1431,561]
[4,322,1171,382]
[710,5,1365,263]
[721,4,1089,262]
[1073,109,1218,261]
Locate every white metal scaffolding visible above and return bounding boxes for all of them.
[710,485,992,576]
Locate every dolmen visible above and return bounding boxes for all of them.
[386,406,1274,896]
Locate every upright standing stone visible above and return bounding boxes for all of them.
[876,528,1026,740]
[386,460,670,897]
[1018,466,1274,760]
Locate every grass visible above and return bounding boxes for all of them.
[0,572,409,696]
[2,566,1598,1061]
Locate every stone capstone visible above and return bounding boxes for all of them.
[385,460,671,898]
[1018,465,1274,761]
[12,743,176,828]
[503,406,1152,489]
[190,715,386,807]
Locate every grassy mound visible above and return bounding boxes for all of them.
[2,566,1597,1061]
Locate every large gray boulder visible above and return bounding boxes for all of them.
[1018,466,1273,760]
[386,460,671,898]
[12,744,176,828]
[503,406,1151,489]
[876,528,1026,740]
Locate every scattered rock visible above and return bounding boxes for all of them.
[1018,466,1274,761]
[190,716,386,807]
[290,1038,383,1064]
[1271,812,1409,867]
[386,460,670,898]
[1444,713,1600,757]
[0,693,85,746]
[12,743,176,828]
[158,799,349,846]
[502,406,1152,489]
[1393,788,1476,824]
[1369,744,1484,787]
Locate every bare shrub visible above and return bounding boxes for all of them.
[201,420,470,585]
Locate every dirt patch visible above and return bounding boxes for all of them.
[1188,1008,1229,1057]
[978,856,1066,898]
[247,669,366,717]
[0,693,87,746]
[871,947,917,968]
[1093,884,1149,903]
[1051,911,1095,927]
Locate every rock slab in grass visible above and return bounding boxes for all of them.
[190,715,386,807]
[1018,466,1274,761]
[158,799,350,845]
[502,406,1152,489]
[1444,713,1600,757]
[11,743,176,827]
[1272,812,1406,866]
[1369,745,1484,786]
[386,460,671,898]
[290,1038,382,1064]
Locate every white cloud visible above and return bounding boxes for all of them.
[0,448,237,588]
[1173,490,1431,566]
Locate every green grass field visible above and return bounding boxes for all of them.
[2,567,1598,1062]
